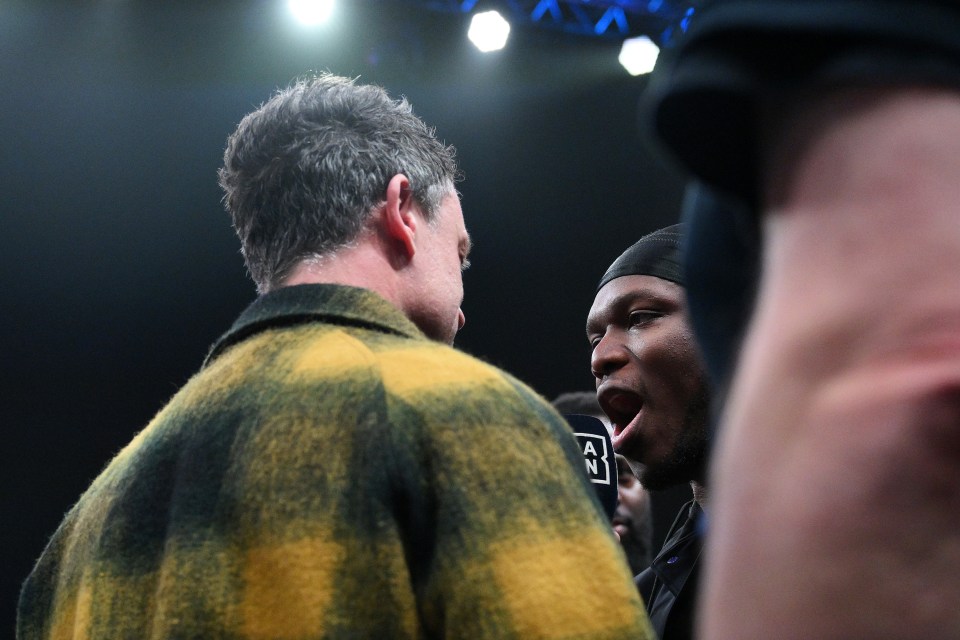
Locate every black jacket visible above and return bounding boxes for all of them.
[635,500,704,640]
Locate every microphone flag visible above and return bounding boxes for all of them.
[563,413,618,520]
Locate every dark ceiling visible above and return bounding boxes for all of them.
[1,0,687,628]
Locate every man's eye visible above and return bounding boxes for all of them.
[460,257,471,272]
[628,310,660,326]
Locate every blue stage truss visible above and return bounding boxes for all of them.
[408,0,701,45]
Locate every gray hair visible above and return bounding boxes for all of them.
[218,73,459,293]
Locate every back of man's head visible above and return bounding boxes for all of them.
[219,73,459,293]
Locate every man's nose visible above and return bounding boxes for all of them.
[591,331,628,379]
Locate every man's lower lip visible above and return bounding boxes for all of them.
[612,413,641,450]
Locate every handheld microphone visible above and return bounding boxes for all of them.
[563,414,618,520]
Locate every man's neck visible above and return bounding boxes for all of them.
[281,238,402,306]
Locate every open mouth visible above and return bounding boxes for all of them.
[598,387,643,437]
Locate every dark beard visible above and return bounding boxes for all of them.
[635,386,711,491]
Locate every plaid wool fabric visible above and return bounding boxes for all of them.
[18,284,653,640]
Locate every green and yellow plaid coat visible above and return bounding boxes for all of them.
[18,284,653,639]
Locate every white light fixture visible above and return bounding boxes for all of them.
[289,0,335,26]
[618,35,659,76]
[468,10,511,52]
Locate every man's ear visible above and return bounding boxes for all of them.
[382,173,417,260]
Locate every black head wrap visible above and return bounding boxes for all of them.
[597,224,685,291]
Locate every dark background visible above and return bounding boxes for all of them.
[1,1,690,631]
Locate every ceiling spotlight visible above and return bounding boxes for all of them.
[618,35,659,76]
[289,0,335,26]
[468,10,511,53]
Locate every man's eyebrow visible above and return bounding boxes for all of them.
[585,288,669,334]
[609,288,665,308]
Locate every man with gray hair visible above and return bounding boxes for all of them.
[18,74,653,639]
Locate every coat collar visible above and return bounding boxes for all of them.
[204,284,425,367]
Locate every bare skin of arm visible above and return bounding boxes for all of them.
[700,86,960,639]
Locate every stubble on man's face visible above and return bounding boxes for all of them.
[629,385,711,491]
[406,193,470,345]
